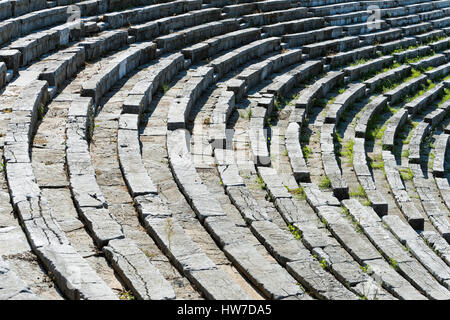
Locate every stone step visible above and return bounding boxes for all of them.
[383,214,450,291]
[0,256,38,300]
[4,79,117,300]
[167,129,307,299]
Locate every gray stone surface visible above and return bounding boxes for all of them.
[82,43,156,104]
[365,258,426,300]
[4,0,450,301]
[422,231,450,266]
[224,243,306,300]
[103,238,176,300]
[302,183,341,208]
[405,84,444,116]
[345,56,393,81]
[355,96,388,138]
[383,74,427,104]
[383,215,450,290]
[226,186,271,223]
[168,130,309,299]
[118,125,158,196]
[143,216,249,299]
[210,37,281,78]
[285,122,310,182]
[325,83,366,124]
[0,256,37,300]
[188,269,252,300]
[167,67,214,130]
[249,220,357,300]
[343,199,450,297]
[37,244,118,300]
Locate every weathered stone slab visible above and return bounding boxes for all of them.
[257,166,292,199]
[78,207,124,247]
[118,127,158,196]
[302,183,340,209]
[223,243,305,300]
[227,186,271,223]
[103,238,176,300]
[36,244,118,300]
[422,231,450,266]
[383,215,450,288]
[210,37,280,78]
[188,268,251,300]
[326,45,376,68]
[0,256,37,300]
[364,259,425,300]
[249,220,358,299]
[145,216,217,272]
[382,110,409,150]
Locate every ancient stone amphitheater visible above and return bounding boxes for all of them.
[0,0,450,301]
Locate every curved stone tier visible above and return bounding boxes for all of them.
[1,0,450,300]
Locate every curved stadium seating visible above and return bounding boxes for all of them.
[1,0,450,300]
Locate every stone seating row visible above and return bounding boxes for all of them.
[426,61,450,80]
[383,213,450,289]
[383,73,427,105]
[210,37,281,78]
[103,0,202,29]
[213,150,357,300]
[320,123,349,200]
[0,29,129,93]
[27,46,85,94]
[3,20,82,69]
[382,150,425,229]
[209,49,305,149]
[409,160,450,243]
[0,0,47,20]
[261,17,324,37]
[313,192,447,299]
[123,52,185,115]
[170,37,282,132]
[263,59,323,97]
[353,136,389,215]
[154,19,240,53]
[181,28,262,63]
[410,53,447,71]
[360,28,402,45]
[127,7,221,43]
[37,39,191,299]
[4,78,117,300]
[326,46,377,69]
[167,129,308,299]
[422,230,450,266]
[365,65,412,93]
[282,25,342,48]
[344,55,394,81]
[0,253,37,300]
[242,7,308,27]
[435,175,450,213]
[0,0,127,47]
[256,168,414,299]
[394,45,431,62]
[81,42,156,104]
[108,39,253,300]
[248,94,274,167]
[404,82,444,115]
[344,199,450,297]
[222,0,294,18]
[294,71,344,112]
[433,132,449,178]
[285,71,345,184]
[325,83,366,124]
[65,95,176,300]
